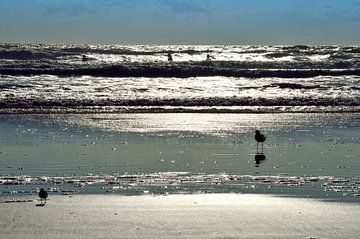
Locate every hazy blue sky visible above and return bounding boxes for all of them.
[1,0,360,44]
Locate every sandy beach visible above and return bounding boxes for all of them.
[1,194,359,239]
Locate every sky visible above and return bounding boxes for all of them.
[1,0,360,44]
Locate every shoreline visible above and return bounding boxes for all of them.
[1,190,360,204]
[0,106,359,114]
[1,172,360,202]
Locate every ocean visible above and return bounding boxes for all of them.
[0,43,359,113]
[0,44,359,200]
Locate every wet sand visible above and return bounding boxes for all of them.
[1,194,359,239]
[0,113,359,198]
[1,113,359,177]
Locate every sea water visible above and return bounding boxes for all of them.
[0,44,359,200]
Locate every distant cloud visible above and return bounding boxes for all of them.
[160,0,207,13]
[43,1,90,16]
[313,1,360,23]
[354,0,360,6]
[40,0,211,16]
[41,0,128,16]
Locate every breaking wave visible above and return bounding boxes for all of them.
[1,44,359,113]
[1,44,360,78]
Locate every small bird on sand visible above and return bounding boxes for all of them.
[39,188,48,204]
[255,130,266,153]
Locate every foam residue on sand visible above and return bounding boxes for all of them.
[1,172,360,200]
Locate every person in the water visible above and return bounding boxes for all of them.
[206,54,214,61]
[167,53,173,62]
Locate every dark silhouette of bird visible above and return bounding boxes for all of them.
[255,130,266,153]
[39,188,48,204]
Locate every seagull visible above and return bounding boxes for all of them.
[255,130,266,153]
[39,188,48,204]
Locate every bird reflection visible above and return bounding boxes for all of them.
[255,153,266,167]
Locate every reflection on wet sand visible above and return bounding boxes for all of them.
[0,113,359,199]
[255,153,266,167]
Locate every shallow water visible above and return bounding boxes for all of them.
[0,113,359,200]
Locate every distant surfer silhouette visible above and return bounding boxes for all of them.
[82,55,88,62]
[167,53,173,62]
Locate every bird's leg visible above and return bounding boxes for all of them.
[261,142,264,153]
[256,143,259,153]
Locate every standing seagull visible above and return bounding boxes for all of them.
[255,130,266,153]
[39,188,48,204]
